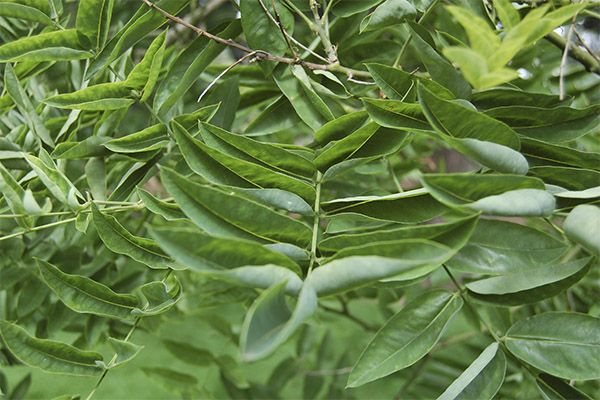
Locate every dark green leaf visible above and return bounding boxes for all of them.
[44,82,135,111]
[124,29,167,101]
[314,110,369,144]
[363,98,432,132]
[360,0,416,33]
[0,30,91,62]
[347,290,463,387]
[37,258,138,319]
[104,124,168,153]
[0,320,104,376]
[76,0,114,52]
[505,312,600,381]
[0,0,53,24]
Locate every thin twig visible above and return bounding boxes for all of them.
[139,0,370,78]
[320,303,378,332]
[546,31,600,74]
[573,29,600,64]
[347,73,376,85]
[197,51,258,102]
[307,171,322,275]
[298,367,353,376]
[560,14,579,100]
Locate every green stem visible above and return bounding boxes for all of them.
[307,171,322,275]
[0,217,77,242]
[385,158,403,193]
[310,0,338,63]
[283,0,315,28]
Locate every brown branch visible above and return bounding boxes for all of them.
[139,0,371,78]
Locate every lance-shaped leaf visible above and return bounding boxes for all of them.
[200,122,316,179]
[137,188,185,221]
[536,373,594,400]
[4,64,54,146]
[410,26,471,99]
[0,0,53,24]
[484,104,600,143]
[154,20,242,117]
[132,279,181,316]
[163,339,214,366]
[471,88,563,110]
[0,320,105,376]
[0,30,91,62]
[108,152,162,201]
[466,257,593,307]
[140,367,198,395]
[37,258,138,319]
[307,240,455,297]
[315,122,408,172]
[363,98,431,132]
[505,312,600,381]
[106,337,142,369]
[86,0,189,78]
[418,85,520,150]
[366,63,455,101]
[438,343,506,400]
[319,214,478,254]
[125,29,167,101]
[360,0,416,33]
[421,173,554,216]
[44,82,135,111]
[23,151,84,209]
[314,111,369,144]
[347,290,463,387]
[161,167,313,248]
[0,163,32,228]
[322,188,448,224]
[208,265,303,295]
[442,137,529,175]
[520,138,600,170]
[241,0,293,75]
[563,205,600,255]
[91,203,175,269]
[172,121,315,202]
[52,136,111,159]
[76,0,114,52]
[104,124,168,153]
[232,187,313,216]
[150,227,301,275]
[446,219,568,275]
[240,280,318,361]
[529,167,600,192]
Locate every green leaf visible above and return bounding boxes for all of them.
[366,63,455,101]
[8,372,31,400]
[85,157,106,201]
[410,26,471,99]
[418,85,520,150]
[563,205,600,255]
[76,0,114,52]
[137,188,185,221]
[4,64,54,146]
[132,279,181,316]
[91,203,176,269]
[273,64,331,131]
[437,343,506,400]
[505,312,600,381]
[315,122,409,172]
[0,30,91,62]
[347,290,463,387]
[0,163,32,229]
[140,367,198,395]
[23,151,84,209]
[471,88,562,110]
[319,214,478,254]
[44,82,135,111]
[520,138,600,170]
[363,98,432,132]
[52,136,111,159]
[160,167,313,247]
[494,0,520,30]
[244,95,302,135]
[421,173,554,216]
[529,167,600,192]
[108,152,162,201]
[163,339,213,366]
[154,20,242,117]
[536,373,594,400]
[445,6,500,56]
[37,258,138,319]
[314,110,369,144]
[104,124,168,153]
[446,219,568,275]
[484,104,600,143]
[0,320,104,376]
[86,0,189,79]
[124,29,167,101]
[206,265,303,294]
[240,0,293,75]
[173,121,316,203]
[333,0,384,17]
[322,188,449,224]
[289,65,334,121]
[360,0,417,33]
[149,226,301,275]
[0,0,53,24]
[307,240,455,297]
[106,337,142,368]
[466,257,593,307]
[240,281,318,361]
[200,122,316,179]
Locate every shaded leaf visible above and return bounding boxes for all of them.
[0,30,91,62]
[563,205,600,255]
[0,320,104,376]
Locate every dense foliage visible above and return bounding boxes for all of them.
[0,0,599,398]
